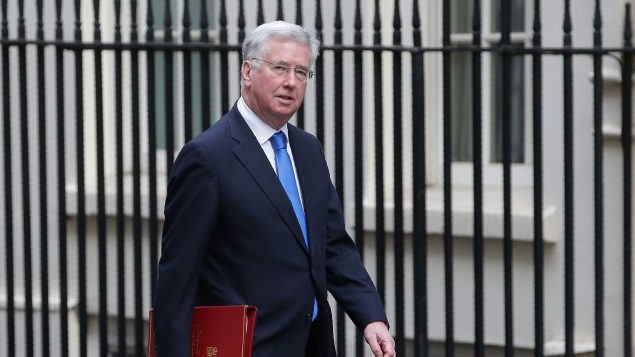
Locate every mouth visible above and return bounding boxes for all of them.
[276,95,295,103]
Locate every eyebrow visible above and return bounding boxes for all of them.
[270,59,310,70]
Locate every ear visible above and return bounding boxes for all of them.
[242,61,252,82]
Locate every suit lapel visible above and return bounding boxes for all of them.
[228,108,309,255]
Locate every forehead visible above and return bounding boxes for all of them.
[263,39,311,66]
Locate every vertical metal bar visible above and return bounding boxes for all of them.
[296,0,303,25]
[130,1,144,354]
[333,1,346,355]
[257,0,264,25]
[91,0,108,353]
[237,0,245,86]
[353,1,364,355]
[35,0,50,354]
[164,0,175,174]
[73,0,88,354]
[373,0,386,305]
[622,5,633,357]
[219,0,229,114]
[500,0,514,355]
[442,0,454,353]
[296,0,305,130]
[315,0,324,144]
[200,0,211,131]
[1,0,15,354]
[146,0,159,303]
[183,0,193,142]
[562,1,574,355]
[54,0,69,354]
[592,2,604,356]
[276,0,283,20]
[238,0,245,44]
[17,0,34,354]
[411,1,428,355]
[113,2,127,354]
[472,0,484,355]
[392,1,405,356]
[531,1,544,356]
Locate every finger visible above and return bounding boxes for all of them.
[366,335,384,357]
[380,336,395,357]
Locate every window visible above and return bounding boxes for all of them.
[450,0,527,165]
[149,0,218,152]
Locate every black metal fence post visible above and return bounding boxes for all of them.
[1,0,16,355]
[146,0,160,306]
[622,5,633,357]
[72,0,88,354]
[531,1,544,356]
[392,1,405,356]
[562,2,575,355]
[35,0,50,353]
[471,0,484,355]
[500,0,514,355]
[442,0,454,354]
[333,1,346,355]
[17,0,34,351]
[54,0,69,354]
[353,1,365,355]
[592,1,605,356]
[130,0,145,354]
[411,2,428,356]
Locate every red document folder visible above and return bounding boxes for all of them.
[148,305,258,357]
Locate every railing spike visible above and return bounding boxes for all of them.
[277,0,283,20]
[533,0,541,36]
[412,0,421,46]
[594,0,602,31]
[238,0,245,43]
[219,0,227,28]
[182,0,191,35]
[373,0,381,32]
[296,0,303,25]
[257,0,264,25]
[563,0,572,36]
[200,0,208,41]
[392,0,401,31]
[335,0,342,32]
[355,0,362,31]
[315,0,322,32]
[625,3,632,44]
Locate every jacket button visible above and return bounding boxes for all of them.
[306,313,312,321]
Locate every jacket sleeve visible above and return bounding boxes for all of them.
[153,141,219,356]
[319,148,388,331]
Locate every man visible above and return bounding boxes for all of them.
[153,21,395,357]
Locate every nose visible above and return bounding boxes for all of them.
[281,71,298,86]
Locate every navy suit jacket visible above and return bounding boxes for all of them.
[153,105,387,357]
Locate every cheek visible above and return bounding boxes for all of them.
[295,88,307,101]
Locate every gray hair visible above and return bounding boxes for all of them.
[242,21,321,69]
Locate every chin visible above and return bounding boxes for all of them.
[275,109,297,119]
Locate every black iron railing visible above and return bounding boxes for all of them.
[1,0,634,356]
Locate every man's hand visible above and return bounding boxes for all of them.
[363,321,395,357]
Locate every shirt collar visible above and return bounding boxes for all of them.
[237,96,289,145]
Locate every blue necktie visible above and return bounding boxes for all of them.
[269,131,318,320]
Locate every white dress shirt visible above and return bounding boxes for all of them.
[237,97,305,207]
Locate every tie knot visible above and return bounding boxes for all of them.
[270,131,287,150]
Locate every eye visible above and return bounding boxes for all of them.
[295,69,308,80]
[271,65,288,73]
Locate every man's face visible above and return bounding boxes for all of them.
[242,39,311,130]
